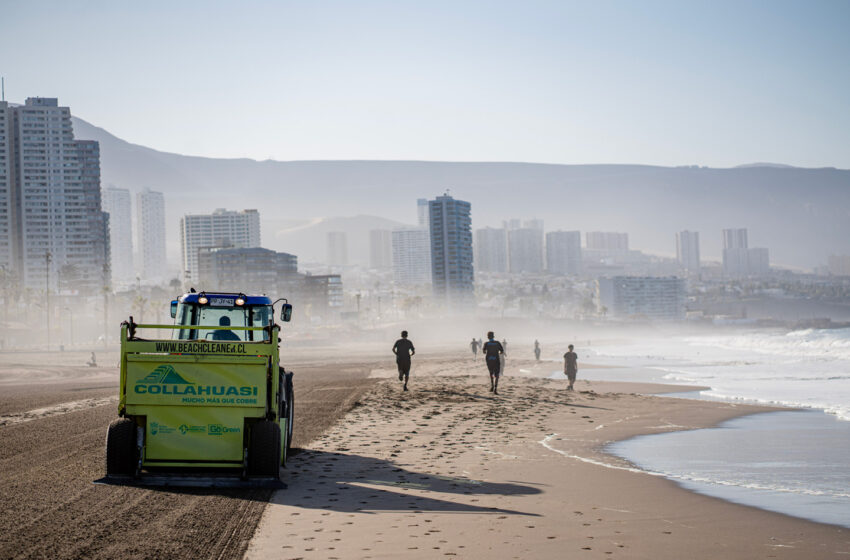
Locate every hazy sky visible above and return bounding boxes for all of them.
[2,0,848,167]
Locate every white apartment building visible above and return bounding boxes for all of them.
[586,231,629,254]
[508,227,544,273]
[326,231,348,267]
[1,98,109,292]
[369,229,392,269]
[392,227,431,285]
[475,227,507,273]
[180,208,260,282]
[722,228,748,250]
[596,276,685,320]
[0,101,13,272]
[136,189,166,282]
[102,186,134,284]
[721,228,770,279]
[546,230,582,275]
[676,230,700,274]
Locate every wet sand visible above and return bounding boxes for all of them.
[247,357,850,560]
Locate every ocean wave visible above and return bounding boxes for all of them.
[684,328,850,361]
[543,434,850,500]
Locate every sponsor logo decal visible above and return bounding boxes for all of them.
[139,365,193,385]
[134,365,259,404]
[149,421,175,435]
[208,423,241,436]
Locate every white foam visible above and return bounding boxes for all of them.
[588,328,850,422]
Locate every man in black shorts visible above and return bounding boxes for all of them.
[392,330,415,391]
[482,331,505,394]
[564,344,578,391]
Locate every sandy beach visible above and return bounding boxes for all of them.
[248,355,850,560]
[1,348,848,559]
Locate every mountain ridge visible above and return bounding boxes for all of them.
[71,116,850,269]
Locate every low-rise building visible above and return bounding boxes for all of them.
[596,276,685,320]
[197,247,297,294]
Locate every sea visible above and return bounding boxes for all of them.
[548,327,850,528]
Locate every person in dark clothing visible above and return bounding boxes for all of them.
[564,344,578,391]
[470,338,479,357]
[534,340,541,361]
[213,316,240,341]
[482,331,505,394]
[393,330,415,391]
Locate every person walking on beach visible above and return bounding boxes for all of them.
[564,344,578,391]
[534,340,541,362]
[393,330,415,392]
[482,332,505,394]
[470,337,479,358]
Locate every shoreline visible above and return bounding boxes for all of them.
[248,357,850,559]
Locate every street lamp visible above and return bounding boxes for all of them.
[45,251,51,352]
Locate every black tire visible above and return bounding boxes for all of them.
[285,373,295,454]
[249,420,281,476]
[105,417,137,476]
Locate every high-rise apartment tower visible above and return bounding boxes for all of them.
[0,98,109,292]
[102,186,134,284]
[429,194,473,303]
[676,230,700,274]
[475,227,507,273]
[326,231,348,267]
[546,230,582,275]
[137,189,166,282]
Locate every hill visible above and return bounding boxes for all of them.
[72,117,850,269]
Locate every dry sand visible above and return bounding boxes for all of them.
[247,357,850,560]
[0,351,378,559]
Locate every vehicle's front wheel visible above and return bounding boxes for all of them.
[105,418,137,476]
[248,420,281,477]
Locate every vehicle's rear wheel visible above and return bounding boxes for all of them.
[285,373,295,454]
[248,420,281,477]
[105,418,137,476]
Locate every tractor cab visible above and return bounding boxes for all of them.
[170,292,292,342]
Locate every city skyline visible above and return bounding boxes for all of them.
[1,1,848,168]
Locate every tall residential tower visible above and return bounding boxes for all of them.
[429,194,473,303]
[546,230,582,275]
[1,98,109,293]
[137,189,166,282]
[102,186,134,284]
[676,230,700,274]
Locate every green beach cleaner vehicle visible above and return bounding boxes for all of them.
[105,292,294,483]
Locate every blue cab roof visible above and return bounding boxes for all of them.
[178,292,273,306]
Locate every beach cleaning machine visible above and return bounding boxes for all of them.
[104,292,294,484]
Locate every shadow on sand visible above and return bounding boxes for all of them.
[272,449,541,517]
